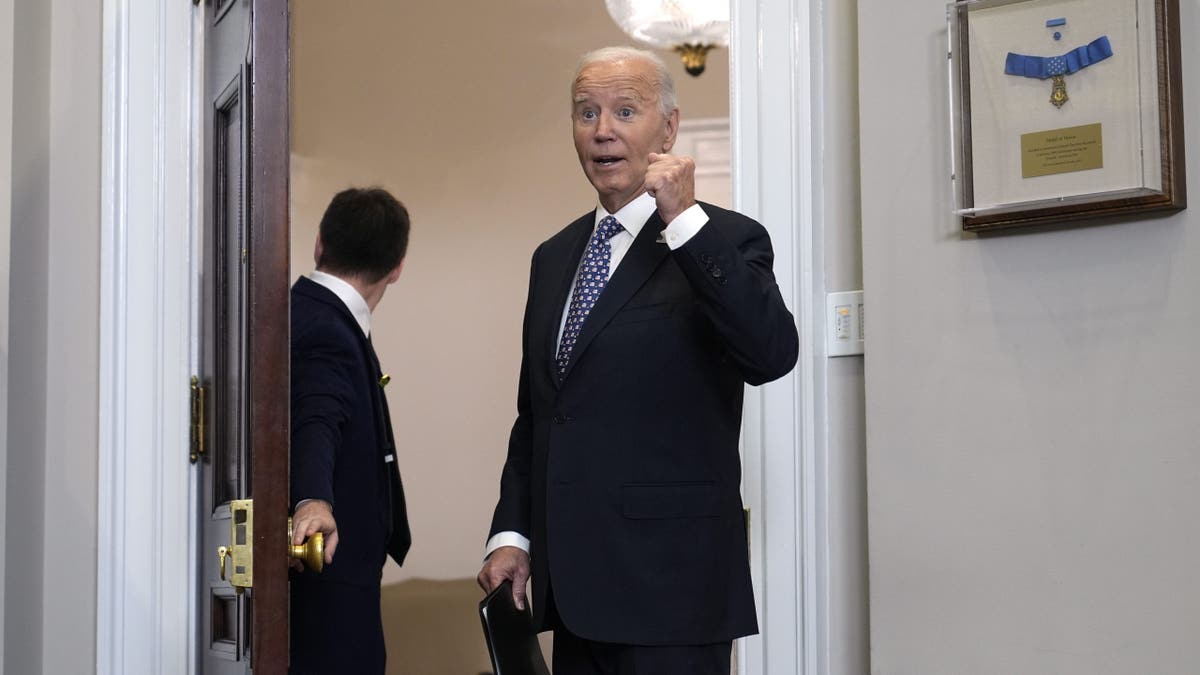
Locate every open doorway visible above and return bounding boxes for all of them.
[288,1,730,672]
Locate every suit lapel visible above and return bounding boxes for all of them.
[542,214,594,387]
[559,211,670,383]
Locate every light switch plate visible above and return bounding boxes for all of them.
[826,290,864,357]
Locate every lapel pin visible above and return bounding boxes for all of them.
[379,374,391,388]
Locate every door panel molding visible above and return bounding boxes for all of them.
[97,1,201,673]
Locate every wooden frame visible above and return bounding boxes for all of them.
[248,0,290,670]
[949,0,1185,232]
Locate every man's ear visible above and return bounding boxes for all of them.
[661,108,680,153]
[313,236,324,267]
[386,259,405,285]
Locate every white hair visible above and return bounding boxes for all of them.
[572,46,678,118]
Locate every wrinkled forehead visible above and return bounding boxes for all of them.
[572,60,661,105]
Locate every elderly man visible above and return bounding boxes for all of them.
[478,47,798,673]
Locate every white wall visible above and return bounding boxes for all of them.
[6,0,51,671]
[0,0,13,665]
[4,0,100,673]
[859,1,1200,673]
[290,0,730,584]
[44,1,100,672]
[817,0,869,671]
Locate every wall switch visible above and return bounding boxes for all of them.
[826,290,864,357]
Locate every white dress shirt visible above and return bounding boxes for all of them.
[485,192,710,559]
[309,269,371,338]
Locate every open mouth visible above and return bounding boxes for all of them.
[594,155,624,167]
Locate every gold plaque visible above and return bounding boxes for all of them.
[1021,123,1103,178]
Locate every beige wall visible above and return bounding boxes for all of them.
[860,0,1200,672]
[4,0,100,672]
[290,0,729,583]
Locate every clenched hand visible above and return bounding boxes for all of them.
[643,152,697,224]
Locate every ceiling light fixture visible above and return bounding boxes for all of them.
[604,0,729,77]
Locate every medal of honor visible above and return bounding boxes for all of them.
[1005,35,1113,109]
[1050,74,1069,108]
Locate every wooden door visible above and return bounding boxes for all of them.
[197,0,290,672]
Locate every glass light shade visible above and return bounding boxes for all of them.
[604,0,730,50]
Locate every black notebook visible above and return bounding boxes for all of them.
[478,581,550,675]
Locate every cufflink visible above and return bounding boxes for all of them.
[655,234,667,244]
[379,374,391,388]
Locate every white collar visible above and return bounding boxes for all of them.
[309,270,371,338]
[594,191,657,237]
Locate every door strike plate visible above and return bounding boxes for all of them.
[228,499,253,592]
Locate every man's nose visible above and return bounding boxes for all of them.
[594,113,615,140]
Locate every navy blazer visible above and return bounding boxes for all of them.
[488,202,799,645]
[291,276,410,587]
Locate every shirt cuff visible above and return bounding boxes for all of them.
[660,203,709,250]
[293,498,331,512]
[484,531,531,559]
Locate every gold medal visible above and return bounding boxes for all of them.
[1050,75,1069,108]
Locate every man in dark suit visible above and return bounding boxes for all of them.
[289,187,412,674]
[477,47,799,674]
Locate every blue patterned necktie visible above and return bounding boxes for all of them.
[556,215,624,379]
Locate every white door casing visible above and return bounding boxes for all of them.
[97,0,202,673]
[731,0,829,674]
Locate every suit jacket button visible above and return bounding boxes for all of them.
[712,268,724,278]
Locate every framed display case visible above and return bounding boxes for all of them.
[948,0,1185,232]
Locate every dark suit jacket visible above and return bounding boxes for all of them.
[290,276,411,587]
[488,202,799,646]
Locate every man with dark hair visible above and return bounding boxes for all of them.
[477,47,798,674]
[289,186,412,674]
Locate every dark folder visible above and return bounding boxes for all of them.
[478,581,550,675]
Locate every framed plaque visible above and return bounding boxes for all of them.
[948,0,1186,232]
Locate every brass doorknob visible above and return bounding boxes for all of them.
[287,517,324,573]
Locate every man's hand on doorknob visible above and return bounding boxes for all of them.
[292,498,338,567]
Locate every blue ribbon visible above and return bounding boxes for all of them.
[1005,35,1113,79]
[1045,17,1066,27]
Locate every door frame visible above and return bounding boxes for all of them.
[97,0,202,672]
[98,0,291,672]
[731,0,831,673]
[98,0,831,673]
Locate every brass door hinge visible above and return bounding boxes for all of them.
[190,376,207,463]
